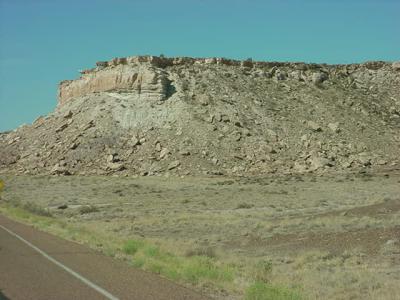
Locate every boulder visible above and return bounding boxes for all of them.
[312,72,328,85]
[309,156,332,170]
[168,160,180,170]
[357,153,372,166]
[308,121,322,132]
[392,61,400,71]
[107,162,125,171]
[275,70,287,81]
[160,148,169,159]
[51,164,71,175]
[328,122,340,133]
[131,136,140,146]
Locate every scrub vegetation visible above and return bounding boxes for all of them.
[0,173,399,299]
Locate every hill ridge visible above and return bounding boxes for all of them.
[1,55,399,176]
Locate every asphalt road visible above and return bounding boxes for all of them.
[0,214,208,300]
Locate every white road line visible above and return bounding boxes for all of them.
[0,224,119,300]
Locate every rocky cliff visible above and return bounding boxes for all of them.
[1,55,399,176]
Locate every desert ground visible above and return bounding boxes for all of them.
[1,170,399,299]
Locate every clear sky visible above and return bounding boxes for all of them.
[0,0,399,132]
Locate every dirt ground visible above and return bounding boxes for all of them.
[1,171,399,299]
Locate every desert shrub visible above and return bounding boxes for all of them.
[254,259,273,283]
[22,202,52,217]
[122,239,143,255]
[245,282,303,300]
[236,202,254,209]
[185,246,217,258]
[147,261,165,274]
[79,205,98,214]
[215,180,235,186]
[144,245,161,257]
[131,257,145,268]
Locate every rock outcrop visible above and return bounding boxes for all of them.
[59,64,173,105]
[1,55,399,176]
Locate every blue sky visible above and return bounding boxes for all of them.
[0,0,399,131]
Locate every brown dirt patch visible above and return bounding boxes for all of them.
[321,198,400,218]
[259,226,400,256]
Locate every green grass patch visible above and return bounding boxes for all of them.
[122,239,143,255]
[181,256,235,284]
[245,282,303,300]
[129,242,235,286]
[143,245,161,257]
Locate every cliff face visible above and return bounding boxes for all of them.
[1,56,399,176]
[58,64,172,105]
[58,56,199,105]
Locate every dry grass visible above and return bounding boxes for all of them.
[0,173,399,299]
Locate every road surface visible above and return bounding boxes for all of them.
[0,214,208,300]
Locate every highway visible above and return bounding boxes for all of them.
[0,214,208,300]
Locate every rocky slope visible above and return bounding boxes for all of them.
[1,56,399,176]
